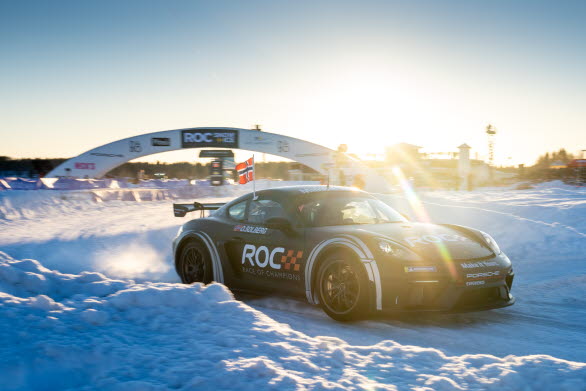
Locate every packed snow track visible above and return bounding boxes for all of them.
[1,181,585,390]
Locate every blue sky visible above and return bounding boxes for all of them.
[1,0,585,165]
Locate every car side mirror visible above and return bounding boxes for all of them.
[265,217,293,232]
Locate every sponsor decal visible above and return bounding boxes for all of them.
[460,261,499,269]
[182,129,238,148]
[405,234,470,247]
[277,140,289,153]
[298,187,324,194]
[241,244,304,275]
[280,249,303,272]
[74,162,96,170]
[404,266,436,273]
[199,150,234,158]
[294,152,330,157]
[297,186,347,194]
[173,205,188,217]
[129,140,142,153]
[466,271,500,279]
[90,152,124,158]
[151,137,171,147]
[242,244,285,269]
[234,225,268,234]
[248,134,273,146]
[241,267,301,281]
[466,280,485,286]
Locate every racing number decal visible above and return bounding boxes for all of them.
[129,140,142,153]
[277,140,289,153]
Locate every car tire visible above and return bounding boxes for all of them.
[178,240,213,284]
[317,252,369,321]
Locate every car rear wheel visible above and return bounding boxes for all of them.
[178,241,213,284]
[317,253,368,321]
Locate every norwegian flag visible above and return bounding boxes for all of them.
[236,157,254,184]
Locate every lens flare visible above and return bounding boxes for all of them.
[391,166,430,223]
[392,167,459,280]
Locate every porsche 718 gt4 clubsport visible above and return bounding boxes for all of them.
[172,186,514,321]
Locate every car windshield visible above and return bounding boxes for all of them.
[299,195,407,227]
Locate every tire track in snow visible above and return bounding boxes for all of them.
[386,193,586,238]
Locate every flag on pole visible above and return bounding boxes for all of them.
[236,156,254,184]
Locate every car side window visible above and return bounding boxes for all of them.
[341,200,377,225]
[228,200,247,221]
[298,200,321,226]
[299,197,379,227]
[247,199,287,225]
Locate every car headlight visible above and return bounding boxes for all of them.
[377,240,422,261]
[480,231,502,255]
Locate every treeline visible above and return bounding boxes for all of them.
[106,161,293,180]
[107,161,208,179]
[0,156,66,177]
[525,149,584,183]
[533,148,576,168]
[0,156,295,180]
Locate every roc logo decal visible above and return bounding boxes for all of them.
[241,245,305,281]
[280,250,303,272]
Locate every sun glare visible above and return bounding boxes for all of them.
[294,64,452,156]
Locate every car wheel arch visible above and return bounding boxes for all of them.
[308,243,376,310]
[175,231,224,284]
[175,234,208,274]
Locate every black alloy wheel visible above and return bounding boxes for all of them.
[317,254,367,321]
[179,241,212,284]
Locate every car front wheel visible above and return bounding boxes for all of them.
[317,253,368,321]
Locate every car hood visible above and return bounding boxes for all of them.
[333,222,494,261]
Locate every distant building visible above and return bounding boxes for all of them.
[383,142,514,189]
[385,143,422,166]
[567,159,586,168]
[385,143,423,179]
[287,163,321,181]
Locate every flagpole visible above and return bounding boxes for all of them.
[252,154,256,200]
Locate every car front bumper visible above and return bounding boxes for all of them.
[380,268,515,314]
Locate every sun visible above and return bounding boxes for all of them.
[289,63,455,157]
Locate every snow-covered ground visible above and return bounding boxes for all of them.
[1,181,585,390]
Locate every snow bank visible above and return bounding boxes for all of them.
[3,178,42,190]
[0,180,320,221]
[1,252,584,391]
[0,190,97,221]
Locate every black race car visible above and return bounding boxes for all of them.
[172,186,514,321]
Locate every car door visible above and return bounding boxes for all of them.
[223,194,306,296]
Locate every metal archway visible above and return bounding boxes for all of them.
[47,127,356,178]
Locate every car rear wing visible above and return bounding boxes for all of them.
[173,202,226,217]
